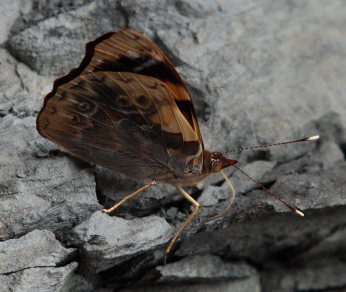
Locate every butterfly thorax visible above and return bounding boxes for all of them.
[154,150,237,186]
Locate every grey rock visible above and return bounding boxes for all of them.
[174,0,222,18]
[96,166,180,216]
[198,160,275,208]
[0,221,11,241]
[1,0,346,291]
[268,161,346,214]
[0,229,75,274]
[0,0,27,45]
[155,255,256,282]
[61,272,95,292]
[0,262,78,292]
[120,276,260,292]
[0,115,101,238]
[69,211,174,272]
[0,48,53,117]
[8,0,126,75]
[178,204,346,263]
[262,258,346,292]
[300,226,346,260]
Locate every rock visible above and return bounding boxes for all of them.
[262,258,346,292]
[154,255,256,282]
[119,275,260,292]
[96,167,180,216]
[0,221,11,241]
[2,0,346,291]
[0,115,101,239]
[8,0,126,75]
[69,211,174,273]
[178,204,346,264]
[0,262,78,292]
[198,160,275,208]
[0,229,75,274]
[61,272,96,292]
[0,0,27,44]
[0,48,52,117]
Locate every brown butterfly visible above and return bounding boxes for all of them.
[37,29,318,253]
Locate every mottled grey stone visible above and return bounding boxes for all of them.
[8,0,126,75]
[69,211,174,272]
[0,262,78,292]
[0,0,30,44]
[120,276,260,292]
[0,115,101,238]
[1,0,346,291]
[0,229,75,274]
[155,255,256,282]
[178,205,346,263]
[96,167,180,216]
[198,160,275,208]
[0,48,51,117]
[0,221,11,241]
[262,259,346,292]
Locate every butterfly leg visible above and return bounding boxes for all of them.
[102,180,156,213]
[208,170,236,221]
[166,186,200,254]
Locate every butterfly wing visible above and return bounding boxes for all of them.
[37,71,202,180]
[48,29,203,146]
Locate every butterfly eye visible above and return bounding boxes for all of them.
[210,152,224,173]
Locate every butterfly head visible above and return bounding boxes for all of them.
[208,151,237,173]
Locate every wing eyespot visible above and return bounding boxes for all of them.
[78,102,91,112]
[71,113,80,122]
[116,95,132,108]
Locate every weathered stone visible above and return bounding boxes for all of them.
[155,255,256,282]
[0,229,75,274]
[0,115,101,239]
[262,258,346,292]
[1,0,346,291]
[96,167,180,216]
[8,0,126,75]
[119,275,260,292]
[0,263,78,292]
[69,211,174,273]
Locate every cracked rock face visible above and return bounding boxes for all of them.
[1,0,346,291]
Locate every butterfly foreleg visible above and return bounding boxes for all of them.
[102,180,156,214]
[166,186,200,254]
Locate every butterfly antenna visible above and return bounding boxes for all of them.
[226,135,319,153]
[232,164,304,216]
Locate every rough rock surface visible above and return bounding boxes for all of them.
[0,229,77,292]
[0,229,75,274]
[69,212,173,273]
[1,0,346,291]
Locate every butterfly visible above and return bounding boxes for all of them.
[37,29,317,253]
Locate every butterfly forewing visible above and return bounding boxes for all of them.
[81,29,202,145]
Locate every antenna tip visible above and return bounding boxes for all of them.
[295,209,305,217]
[307,135,319,141]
